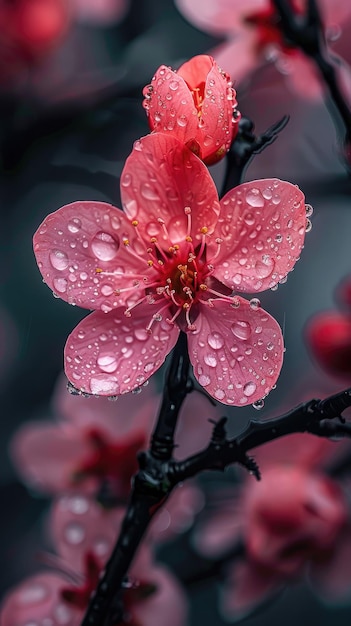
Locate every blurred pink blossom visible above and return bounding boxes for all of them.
[11,373,216,540]
[1,498,188,626]
[175,0,351,99]
[143,55,240,165]
[70,0,128,25]
[195,433,351,619]
[33,133,307,405]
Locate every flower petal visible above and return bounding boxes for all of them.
[309,525,351,602]
[120,134,220,244]
[175,0,265,34]
[221,560,282,621]
[0,572,81,626]
[10,422,90,494]
[214,179,306,292]
[187,297,284,405]
[34,201,151,311]
[145,65,198,142]
[50,496,125,571]
[64,303,179,396]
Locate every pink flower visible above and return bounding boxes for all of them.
[11,373,215,539]
[33,133,307,405]
[1,497,188,626]
[143,55,240,165]
[175,0,351,99]
[195,433,351,619]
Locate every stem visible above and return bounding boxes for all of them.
[150,331,190,460]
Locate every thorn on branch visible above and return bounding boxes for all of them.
[210,417,228,444]
[237,453,261,480]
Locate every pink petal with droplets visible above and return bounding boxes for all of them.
[180,56,239,164]
[64,302,179,396]
[33,201,151,311]
[10,422,91,494]
[187,297,284,406]
[146,65,198,142]
[221,560,282,621]
[120,134,220,244]
[215,179,306,292]
[0,572,82,626]
[175,0,265,34]
[50,495,124,571]
[132,566,188,626]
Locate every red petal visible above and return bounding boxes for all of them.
[64,303,179,396]
[120,133,220,245]
[187,297,284,405]
[215,179,306,292]
[33,201,150,311]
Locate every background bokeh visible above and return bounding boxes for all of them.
[1,0,351,624]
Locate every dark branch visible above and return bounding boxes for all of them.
[169,388,351,484]
[221,115,289,194]
[271,0,351,170]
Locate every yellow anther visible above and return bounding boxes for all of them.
[200,226,208,234]
[173,244,179,251]
[185,236,192,242]
[183,302,190,309]
[123,238,130,246]
[158,260,164,266]
[150,237,157,243]
[131,220,138,227]
[200,284,207,291]
[95,268,103,273]
[169,246,175,253]
[147,260,154,266]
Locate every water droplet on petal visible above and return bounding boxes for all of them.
[253,398,265,410]
[214,388,225,400]
[121,173,132,187]
[198,374,211,386]
[305,218,312,232]
[249,298,260,310]
[243,381,256,397]
[50,250,69,271]
[169,79,179,90]
[68,218,82,234]
[90,375,119,395]
[97,353,118,373]
[64,522,85,544]
[53,277,68,293]
[246,188,264,207]
[91,232,119,261]
[231,320,251,340]
[68,496,89,515]
[144,362,154,373]
[207,332,224,349]
[204,354,217,367]
[18,583,48,605]
[140,183,160,201]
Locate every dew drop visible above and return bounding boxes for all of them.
[89,375,119,395]
[244,212,255,226]
[135,328,149,341]
[246,188,264,207]
[18,583,47,605]
[305,218,312,232]
[144,362,154,373]
[177,114,187,127]
[253,398,265,410]
[64,522,85,544]
[121,173,132,187]
[198,374,211,386]
[53,277,68,293]
[140,183,160,201]
[101,284,114,296]
[169,79,179,90]
[68,218,82,234]
[91,232,119,262]
[97,353,118,373]
[204,354,217,367]
[254,256,274,278]
[207,332,224,350]
[243,381,257,397]
[249,298,260,310]
[68,496,89,515]
[214,388,225,400]
[231,320,251,340]
[50,249,69,271]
